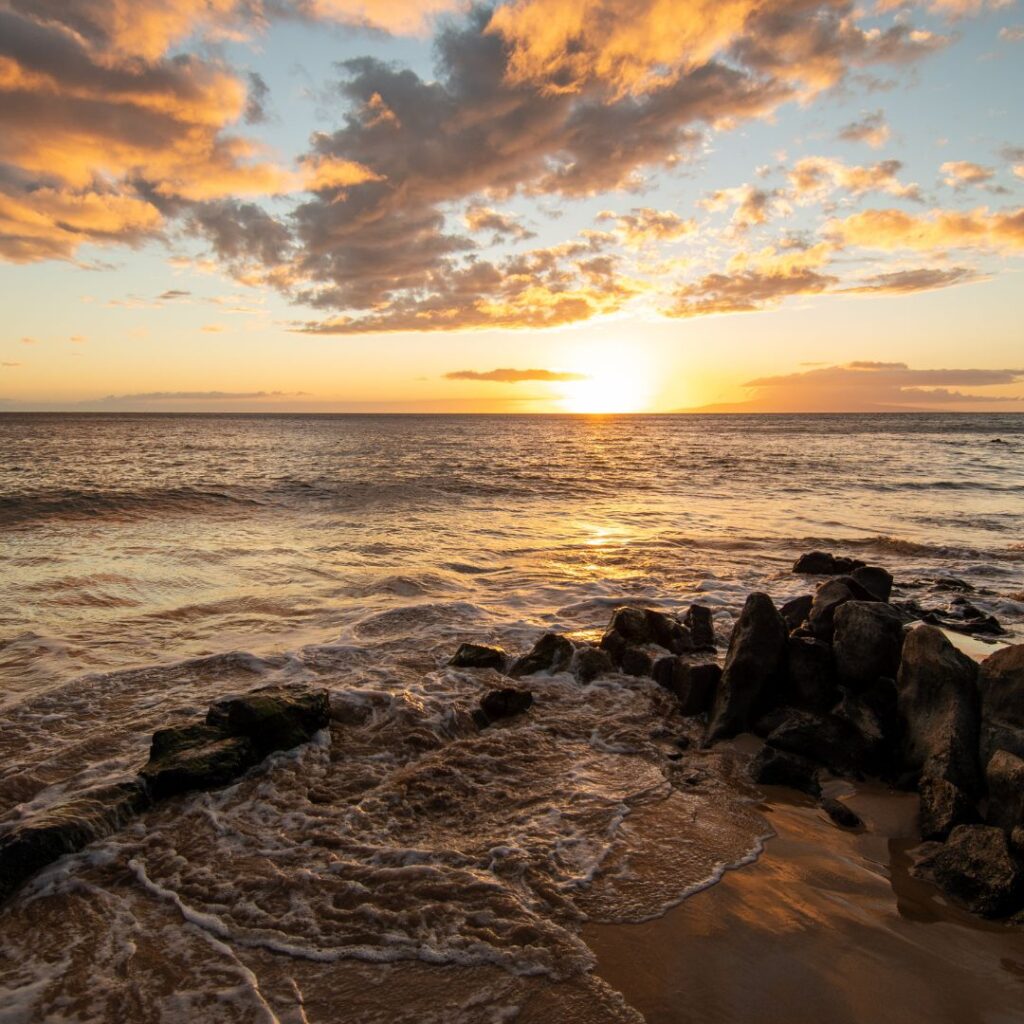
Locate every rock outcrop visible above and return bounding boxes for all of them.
[653,659,721,715]
[511,633,575,677]
[477,688,534,726]
[978,643,1024,763]
[986,749,1024,834]
[833,601,904,688]
[793,551,866,575]
[450,643,508,671]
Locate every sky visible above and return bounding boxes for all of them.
[0,0,1022,413]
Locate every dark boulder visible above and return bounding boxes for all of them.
[833,601,905,689]
[833,692,890,776]
[142,733,258,799]
[793,551,866,575]
[621,646,655,678]
[653,658,721,715]
[919,776,978,841]
[511,633,575,677]
[821,797,863,829]
[705,593,788,744]
[986,750,1024,834]
[574,645,614,684]
[749,746,822,797]
[0,780,150,904]
[477,688,534,726]
[683,605,716,649]
[765,708,870,778]
[896,626,982,797]
[978,644,1024,763]
[604,606,694,655]
[850,565,894,603]
[806,576,877,641]
[916,825,1022,918]
[785,636,837,712]
[207,686,330,758]
[780,594,813,633]
[450,643,508,672]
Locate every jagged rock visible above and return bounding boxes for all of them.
[785,636,837,712]
[850,565,894,602]
[477,688,533,726]
[833,601,904,688]
[450,643,508,671]
[705,593,788,744]
[919,776,978,841]
[603,607,694,656]
[897,626,981,797]
[806,576,877,641]
[511,633,575,677]
[749,746,821,797]
[833,692,890,776]
[142,733,258,799]
[821,797,863,829]
[207,686,330,758]
[0,780,150,904]
[621,646,655,678]
[986,750,1024,834]
[916,825,1022,918]
[574,645,614,683]
[978,644,1024,763]
[780,594,813,633]
[765,708,870,778]
[793,551,866,575]
[653,658,721,715]
[683,605,716,649]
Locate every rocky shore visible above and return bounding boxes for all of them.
[2,550,1022,925]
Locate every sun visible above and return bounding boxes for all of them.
[558,347,654,413]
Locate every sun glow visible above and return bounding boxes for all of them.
[558,347,654,413]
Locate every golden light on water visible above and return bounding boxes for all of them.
[559,347,654,413]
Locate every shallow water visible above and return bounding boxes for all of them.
[1,413,1022,1021]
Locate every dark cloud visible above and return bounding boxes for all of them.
[841,266,983,293]
[159,289,192,300]
[837,109,890,148]
[668,266,837,317]
[244,71,271,124]
[444,368,588,382]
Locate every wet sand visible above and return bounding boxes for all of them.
[584,784,1024,1024]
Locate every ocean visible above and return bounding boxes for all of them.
[1,412,1023,1022]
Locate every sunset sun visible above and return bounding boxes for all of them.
[560,349,654,413]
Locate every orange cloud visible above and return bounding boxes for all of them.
[444,368,587,382]
[788,157,920,201]
[597,207,697,248]
[940,160,995,188]
[827,206,1024,251]
[837,110,890,148]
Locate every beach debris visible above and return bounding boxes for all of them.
[792,551,866,575]
[821,797,863,830]
[653,658,721,715]
[510,632,575,677]
[705,592,788,744]
[897,626,982,798]
[0,781,150,904]
[915,825,1022,918]
[449,642,508,672]
[979,643,1024,764]
[985,750,1024,834]
[833,601,905,688]
[475,687,533,727]
[918,776,978,841]
[749,746,822,798]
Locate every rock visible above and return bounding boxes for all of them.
[765,709,870,778]
[0,780,150,904]
[207,686,330,758]
[450,643,508,671]
[897,626,982,797]
[478,688,533,725]
[705,593,788,744]
[621,646,655,678]
[917,825,1022,918]
[574,645,614,684]
[749,746,821,797]
[511,633,575,677]
[604,607,694,655]
[978,644,1024,763]
[806,576,877,641]
[850,565,894,602]
[833,601,905,689]
[785,636,837,712]
[683,605,716,649]
[821,797,863,829]
[142,733,258,799]
[833,692,890,776]
[986,750,1024,833]
[780,594,813,633]
[653,658,721,715]
[793,551,866,576]
[919,776,978,841]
